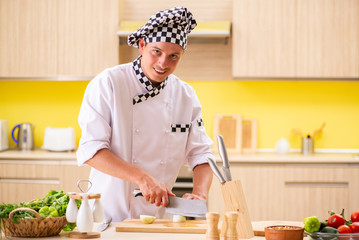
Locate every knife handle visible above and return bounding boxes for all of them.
[217,135,230,168]
[133,189,143,197]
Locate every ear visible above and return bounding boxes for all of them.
[138,38,146,54]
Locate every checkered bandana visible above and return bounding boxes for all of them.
[128,7,197,50]
[132,56,168,105]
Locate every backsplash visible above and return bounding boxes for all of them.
[1,80,358,150]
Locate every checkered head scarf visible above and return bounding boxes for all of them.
[128,7,197,50]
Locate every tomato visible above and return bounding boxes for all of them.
[350,222,359,233]
[351,211,359,223]
[328,214,346,229]
[338,225,352,234]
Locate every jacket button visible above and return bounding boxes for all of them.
[135,129,140,133]
[165,129,170,133]
[160,161,164,165]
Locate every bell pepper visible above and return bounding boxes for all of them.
[303,216,321,233]
[39,206,59,218]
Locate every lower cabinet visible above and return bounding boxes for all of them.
[207,162,359,221]
[0,160,91,203]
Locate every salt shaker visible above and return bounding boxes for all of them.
[76,193,94,232]
[66,193,78,223]
[206,212,220,240]
[92,198,104,222]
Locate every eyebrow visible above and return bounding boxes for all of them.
[152,46,182,55]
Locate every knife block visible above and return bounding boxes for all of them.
[220,179,254,239]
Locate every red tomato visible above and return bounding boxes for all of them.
[351,211,359,223]
[350,222,359,233]
[338,225,352,234]
[328,214,346,229]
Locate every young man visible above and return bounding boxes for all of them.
[77,7,214,222]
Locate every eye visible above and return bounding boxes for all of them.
[153,49,160,55]
[171,54,178,60]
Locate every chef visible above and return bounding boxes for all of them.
[77,7,214,222]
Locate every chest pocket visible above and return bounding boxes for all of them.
[171,123,191,133]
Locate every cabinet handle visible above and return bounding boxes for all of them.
[0,178,60,184]
[285,181,348,188]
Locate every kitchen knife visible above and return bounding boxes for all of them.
[97,217,112,232]
[133,190,207,218]
[217,135,232,181]
[207,157,226,184]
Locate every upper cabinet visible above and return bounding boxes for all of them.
[233,0,359,79]
[0,0,119,80]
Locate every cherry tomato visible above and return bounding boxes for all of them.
[350,222,359,233]
[338,225,352,234]
[351,211,359,223]
[328,214,346,229]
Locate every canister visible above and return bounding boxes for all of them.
[301,135,314,155]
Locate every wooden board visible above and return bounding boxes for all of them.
[213,114,242,154]
[242,119,257,153]
[116,219,207,234]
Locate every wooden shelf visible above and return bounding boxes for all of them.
[117,20,231,44]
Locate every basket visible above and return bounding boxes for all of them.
[0,207,67,237]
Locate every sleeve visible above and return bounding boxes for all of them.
[76,72,114,166]
[185,89,215,170]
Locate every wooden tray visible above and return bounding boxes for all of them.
[116,219,207,234]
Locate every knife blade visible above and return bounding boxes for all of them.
[217,135,232,181]
[97,217,112,232]
[207,157,226,183]
[133,190,207,218]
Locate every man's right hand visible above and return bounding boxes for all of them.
[137,173,175,207]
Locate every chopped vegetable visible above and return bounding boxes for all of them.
[173,215,186,223]
[140,215,156,224]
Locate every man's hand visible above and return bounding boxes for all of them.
[138,173,175,207]
[182,193,206,201]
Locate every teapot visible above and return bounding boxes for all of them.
[11,123,35,150]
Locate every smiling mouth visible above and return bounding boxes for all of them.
[154,67,166,74]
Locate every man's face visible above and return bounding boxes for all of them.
[138,39,184,86]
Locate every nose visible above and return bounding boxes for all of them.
[158,55,169,69]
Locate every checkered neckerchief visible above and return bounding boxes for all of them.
[132,56,168,105]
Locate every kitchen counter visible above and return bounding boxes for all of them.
[223,152,359,164]
[1,149,358,163]
[0,149,76,160]
[1,221,308,240]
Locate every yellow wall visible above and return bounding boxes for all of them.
[1,80,358,150]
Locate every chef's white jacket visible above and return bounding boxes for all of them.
[77,61,214,222]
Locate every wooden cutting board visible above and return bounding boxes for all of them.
[116,219,207,234]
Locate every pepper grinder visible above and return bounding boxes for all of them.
[225,212,239,240]
[206,212,220,240]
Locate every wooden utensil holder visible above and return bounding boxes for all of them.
[220,179,254,239]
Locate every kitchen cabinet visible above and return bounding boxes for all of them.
[0,0,119,79]
[207,153,359,221]
[0,151,91,203]
[232,0,359,78]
